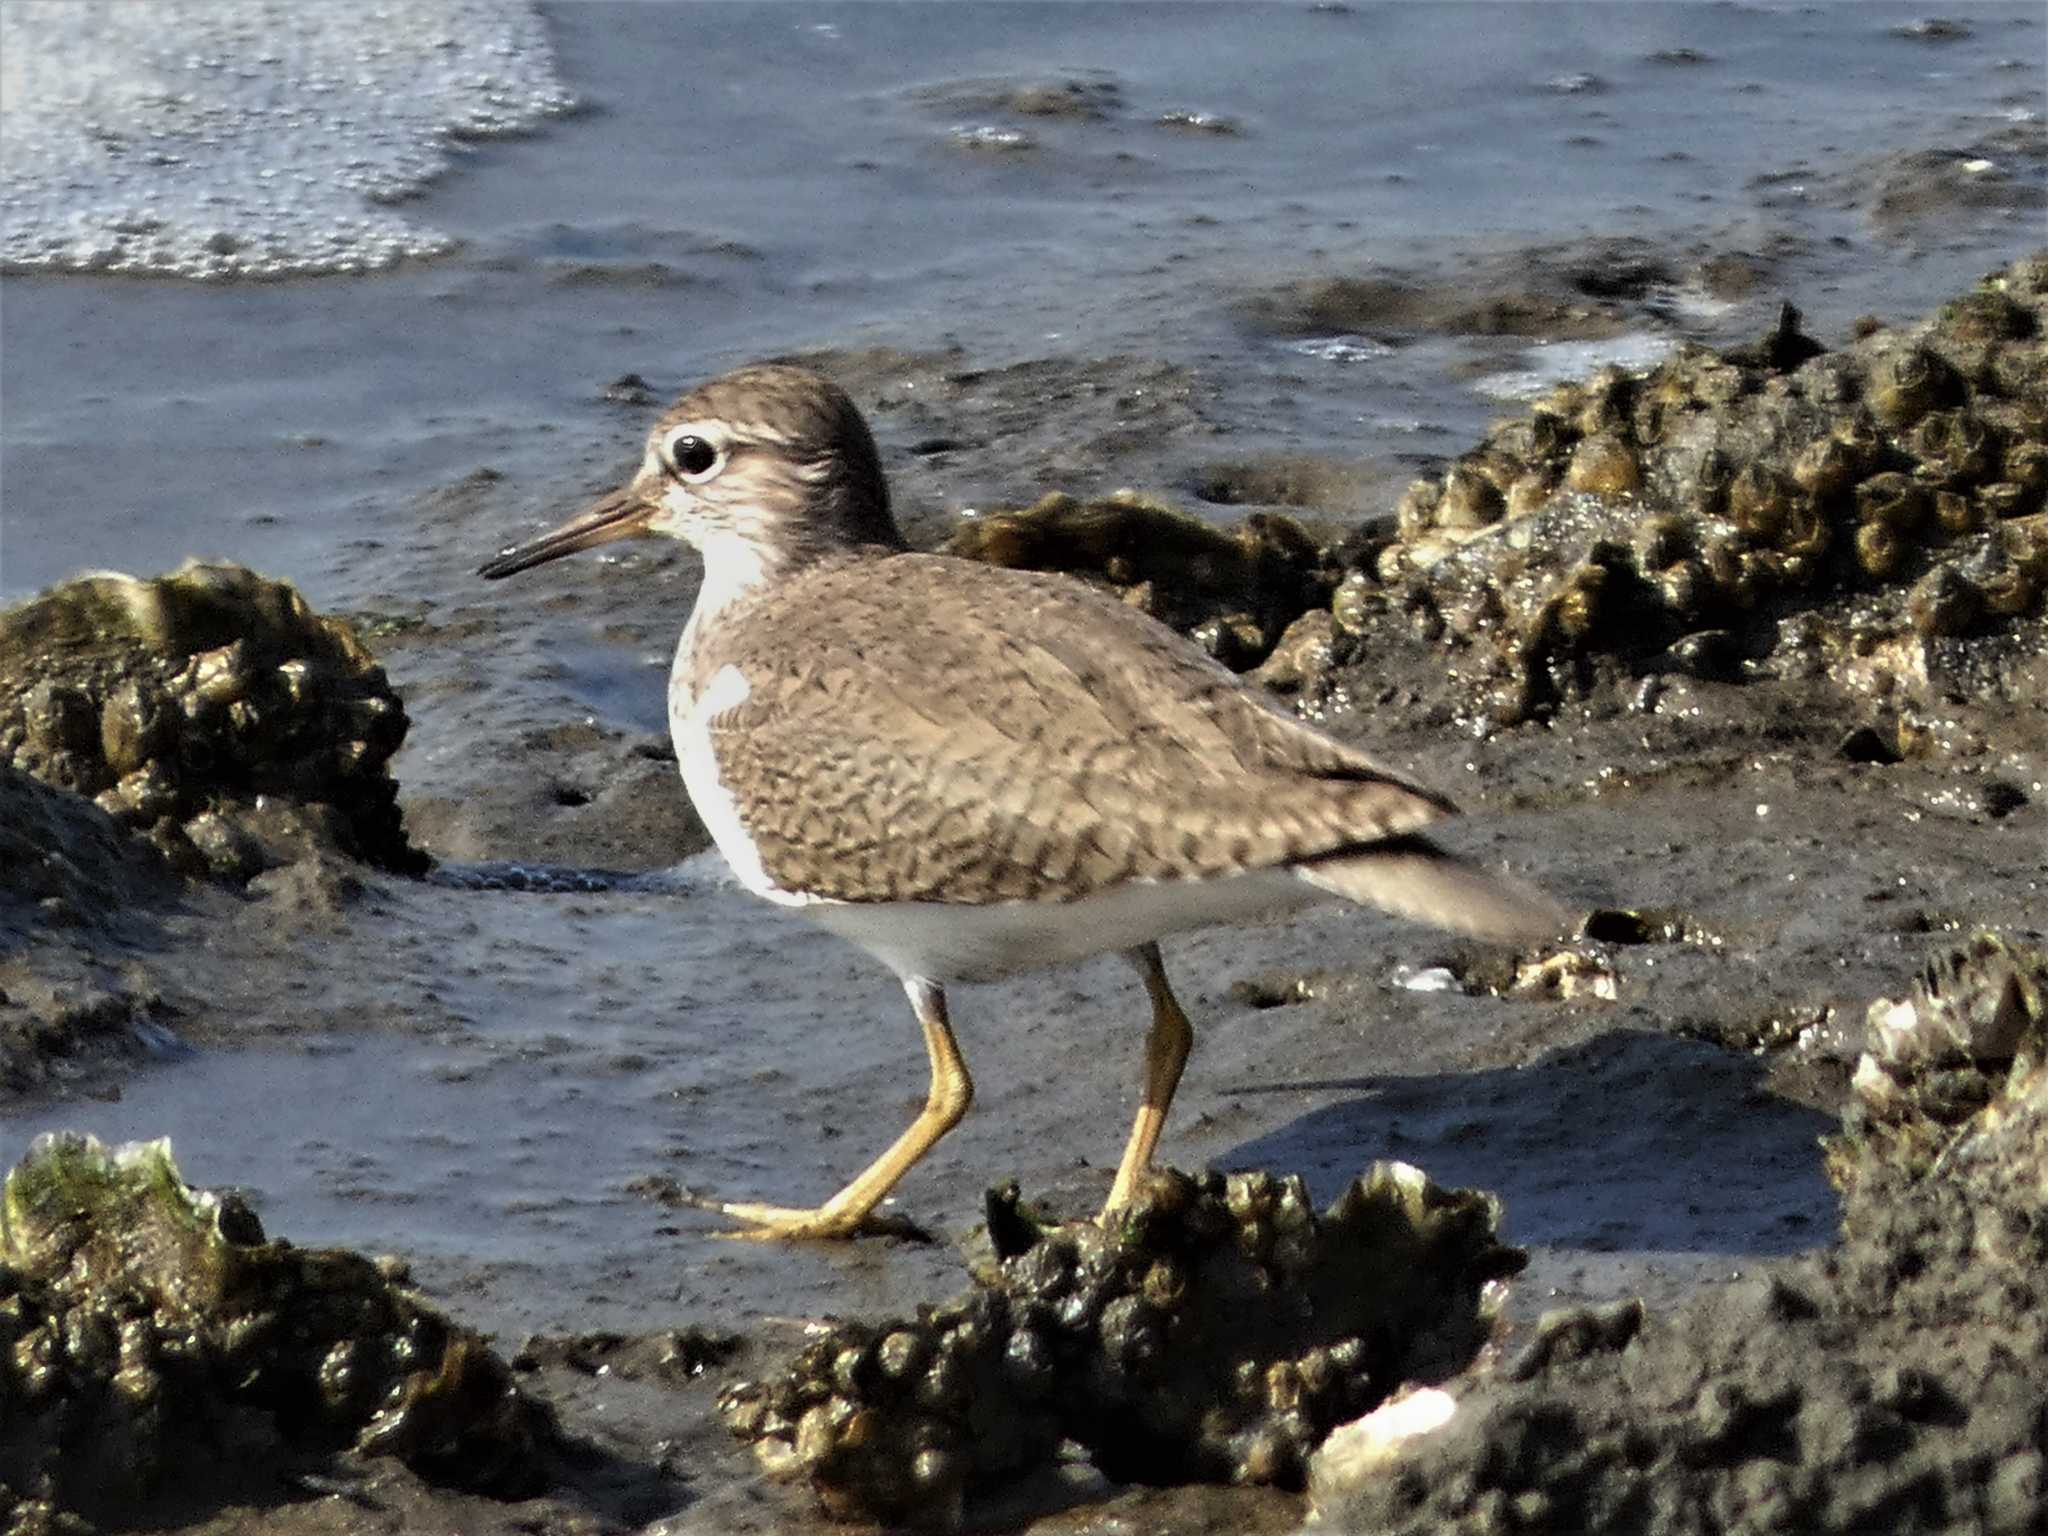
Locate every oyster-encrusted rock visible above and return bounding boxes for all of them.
[0,562,426,880]
[946,491,1337,671]
[1312,256,2048,731]
[0,1134,556,1525]
[720,1162,1522,1528]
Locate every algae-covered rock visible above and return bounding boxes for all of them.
[720,1162,1522,1528]
[1322,256,2048,732]
[0,1134,556,1526]
[0,562,427,881]
[946,491,1336,671]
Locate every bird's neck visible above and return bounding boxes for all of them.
[676,538,762,713]
[691,529,776,629]
[677,520,900,679]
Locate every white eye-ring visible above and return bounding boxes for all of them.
[666,431,724,481]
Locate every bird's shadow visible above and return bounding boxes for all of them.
[1218,1029,1839,1259]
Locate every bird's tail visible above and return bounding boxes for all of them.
[1296,834,1569,944]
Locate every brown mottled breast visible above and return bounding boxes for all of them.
[690,552,1457,905]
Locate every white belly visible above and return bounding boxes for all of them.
[800,868,1335,983]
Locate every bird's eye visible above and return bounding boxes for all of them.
[668,433,721,479]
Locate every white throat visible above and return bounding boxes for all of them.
[689,530,772,626]
[667,526,804,906]
[675,529,771,675]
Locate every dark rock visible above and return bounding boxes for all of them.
[1310,256,2048,739]
[0,1134,561,1526]
[722,1162,1521,1527]
[0,563,428,882]
[946,492,1336,671]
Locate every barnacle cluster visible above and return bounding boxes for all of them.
[0,562,425,881]
[0,1134,555,1530]
[1825,931,2048,1189]
[1332,256,2048,726]
[720,1162,1522,1528]
[946,491,1336,670]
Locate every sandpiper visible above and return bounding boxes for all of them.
[481,364,1565,1239]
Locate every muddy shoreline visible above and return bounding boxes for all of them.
[5,253,2046,1533]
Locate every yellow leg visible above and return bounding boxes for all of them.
[1101,943,1195,1221]
[692,977,973,1240]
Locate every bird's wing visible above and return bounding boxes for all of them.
[700,553,1461,905]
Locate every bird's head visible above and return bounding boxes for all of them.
[480,364,904,584]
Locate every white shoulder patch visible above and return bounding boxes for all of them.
[670,659,815,906]
[699,661,753,718]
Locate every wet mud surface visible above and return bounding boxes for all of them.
[1312,931,2048,1536]
[5,254,2046,1532]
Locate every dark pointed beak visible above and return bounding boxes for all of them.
[479,483,659,579]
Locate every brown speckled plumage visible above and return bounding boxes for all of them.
[682,552,1455,905]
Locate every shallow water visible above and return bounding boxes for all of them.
[1,860,976,1338]
[1,4,2043,1505]
[5,2,2041,602]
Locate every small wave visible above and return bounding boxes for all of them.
[0,0,575,280]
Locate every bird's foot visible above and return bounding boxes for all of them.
[673,1187,932,1243]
